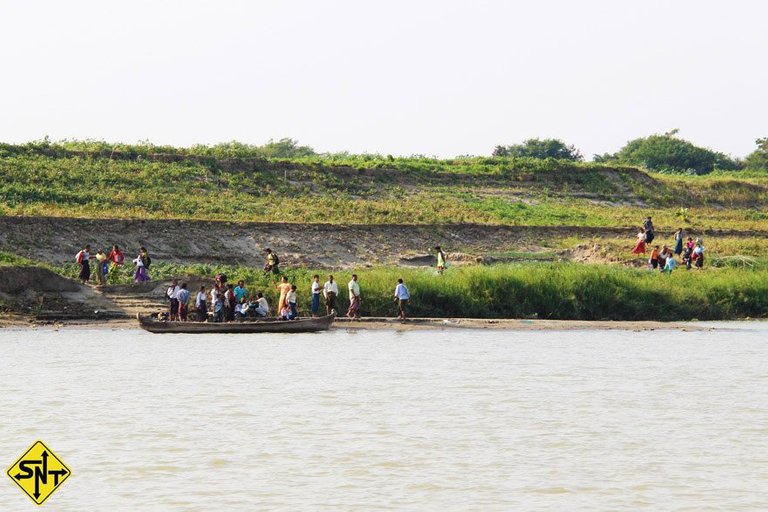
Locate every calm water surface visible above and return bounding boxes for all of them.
[1,323,767,511]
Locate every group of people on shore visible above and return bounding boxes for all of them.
[163,273,411,323]
[75,244,152,285]
[631,217,706,271]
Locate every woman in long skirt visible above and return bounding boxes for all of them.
[632,228,647,254]
[673,228,684,255]
[133,248,151,282]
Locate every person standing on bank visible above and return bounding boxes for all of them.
[347,274,361,319]
[394,278,410,322]
[311,274,322,317]
[434,246,447,274]
[167,279,180,321]
[195,285,207,322]
[75,244,95,285]
[276,276,292,317]
[674,227,684,256]
[643,217,655,244]
[264,248,280,274]
[323,274,339,315]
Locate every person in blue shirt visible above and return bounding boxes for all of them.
[394,278,410,321]
[234,280,247,302]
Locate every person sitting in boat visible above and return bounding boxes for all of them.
[253,292,269,317]
[234,297,248,319]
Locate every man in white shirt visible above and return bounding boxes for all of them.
[323,275,339,315]
[167,279,180,321]
[195,285,207,322]
[347,274,361,319]
[311,275,322,317]
[254,292,269,317]
[394,278,410,321]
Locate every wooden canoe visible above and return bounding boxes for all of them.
[137,313,335,334]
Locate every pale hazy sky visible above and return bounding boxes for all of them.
[1,0,766,159]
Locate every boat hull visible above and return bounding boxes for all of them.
[137,313,335,334]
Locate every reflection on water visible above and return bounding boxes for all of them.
[1,324,767,511]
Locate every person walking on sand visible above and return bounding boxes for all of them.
[276,275,292,316]
[394,278,410,322]
[75,244,95,284]
[323,274,339,315]
[347,274,361,319]
[310,274,322,317]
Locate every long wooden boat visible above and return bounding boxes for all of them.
[137,313,335,334]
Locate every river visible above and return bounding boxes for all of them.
[1,323,767,511]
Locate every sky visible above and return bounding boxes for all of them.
[0,0,766,159]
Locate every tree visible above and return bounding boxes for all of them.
[744,138,768,170]
[598,132,740,174]
[259,138,316,158]
[493,138,583,161]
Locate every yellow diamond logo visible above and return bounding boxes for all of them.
[7,440,71,505]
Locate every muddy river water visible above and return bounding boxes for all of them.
[1,323,766,510]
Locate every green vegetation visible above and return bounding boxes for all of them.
[1,140,767,229]
[492,138,583,161]
[49,260,768,320]
[745,137,768,171]
[595,131,740,174]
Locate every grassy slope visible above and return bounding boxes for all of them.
[2,143,768,230]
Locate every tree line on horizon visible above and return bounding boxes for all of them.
[3,133,767,175]
[493,130,768,174]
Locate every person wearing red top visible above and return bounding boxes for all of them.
[107,245,125,282]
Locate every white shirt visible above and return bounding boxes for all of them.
[195,292,206,307]
[395,283,410,300]
[167,285,180,300]
[311,280,322,295]
[210,288,219,303]
[323,280,338,297]
[286,290,297,304]
[256,297,269,312]
[348,280,360,298]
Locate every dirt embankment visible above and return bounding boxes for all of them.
[0,266,124,321]
[3,216,755,269]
